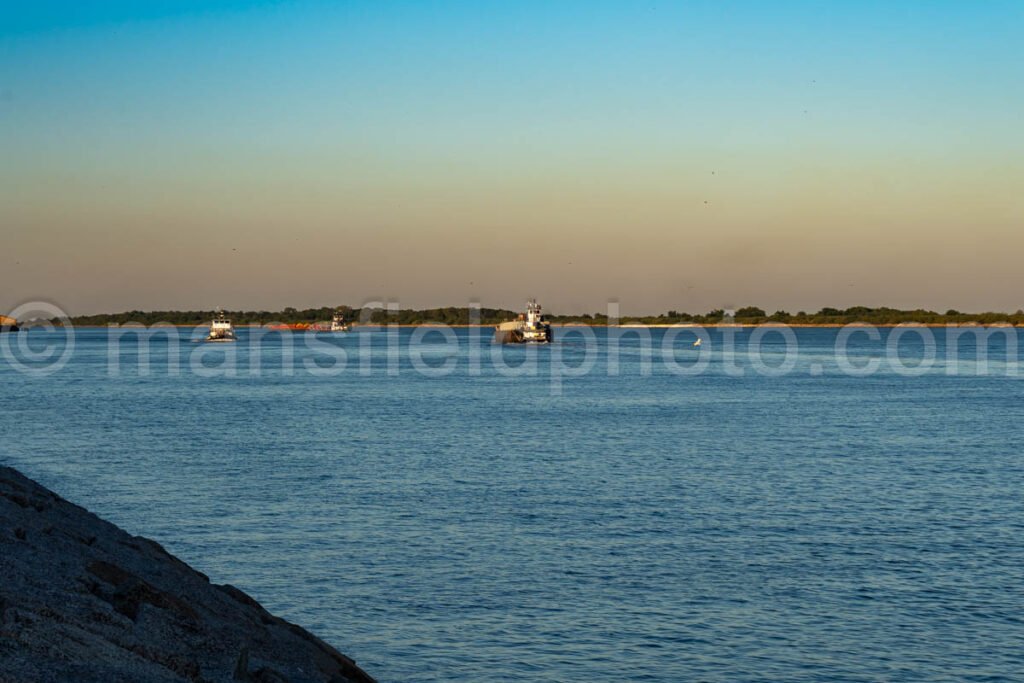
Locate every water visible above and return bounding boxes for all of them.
[2,326,1023,681]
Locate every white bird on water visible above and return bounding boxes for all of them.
[693,338,702,347]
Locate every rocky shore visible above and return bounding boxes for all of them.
[0,466,376,683]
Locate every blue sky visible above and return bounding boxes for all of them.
[2,2,1022,314]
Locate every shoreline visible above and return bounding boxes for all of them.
[59,322,1024,329]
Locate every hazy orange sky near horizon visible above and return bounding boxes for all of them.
[2,1,1022,316]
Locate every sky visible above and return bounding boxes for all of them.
[2,1,1022,315]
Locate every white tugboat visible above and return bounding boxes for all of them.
[205,309,237,342]
[494,299,553,344]
[330,309,351,332]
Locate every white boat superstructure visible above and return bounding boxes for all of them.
[206,309,236,342]
[330,310,351,332]
[521,299,551,343]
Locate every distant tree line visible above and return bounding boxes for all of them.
[59,305,1024,327]
[592,306,1024,326]
[61,306,521,326]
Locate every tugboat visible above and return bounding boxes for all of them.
[494,299,553,344]
[330,309,351,332]
[205,309,236,342]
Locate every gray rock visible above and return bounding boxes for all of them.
[0,466,377,683]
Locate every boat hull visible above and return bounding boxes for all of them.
[493,323,553,344]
